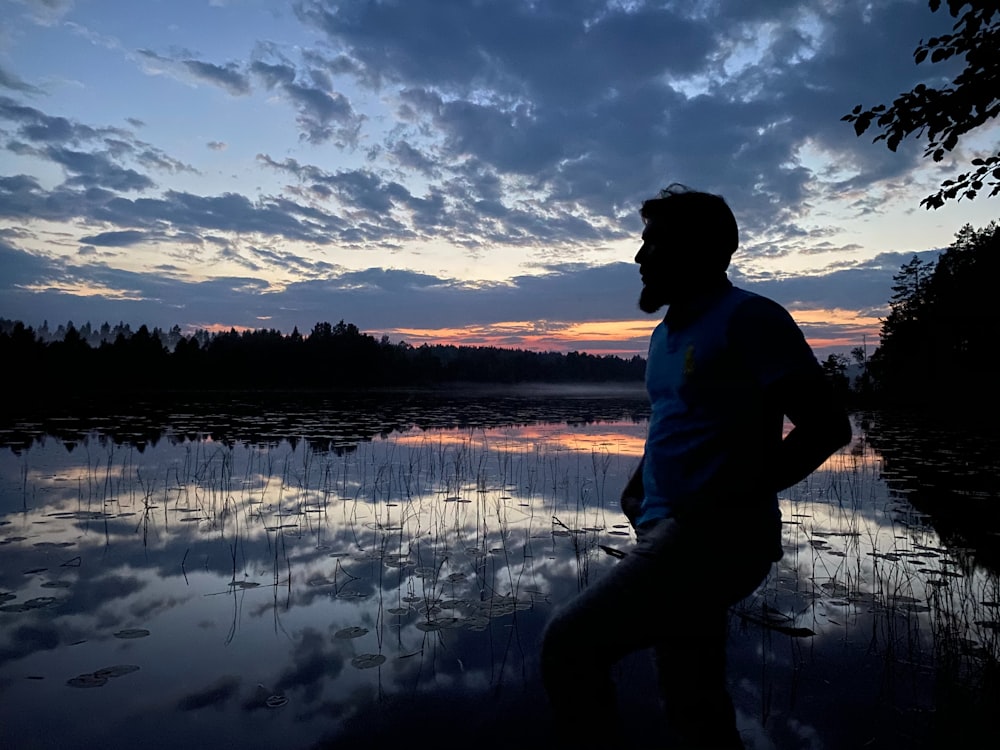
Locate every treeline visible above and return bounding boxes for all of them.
[3,320,197,350]
[823,221,999,410]
[0,318,645,396]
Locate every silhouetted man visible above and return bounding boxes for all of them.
[541,184,851,749]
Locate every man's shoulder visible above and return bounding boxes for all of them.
[728,285,779,306]
[725,287,805,345]
[724,286,792,321]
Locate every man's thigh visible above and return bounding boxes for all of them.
[545,518,707,661]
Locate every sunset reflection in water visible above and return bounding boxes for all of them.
[0,416,996,750]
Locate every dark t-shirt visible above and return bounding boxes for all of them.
[638,281,822,527]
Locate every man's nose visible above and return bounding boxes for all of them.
[635,242,648,263]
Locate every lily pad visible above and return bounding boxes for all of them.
[67,674,107,688]
[350,653,386,669]
[415,617,459,631]
[94,664,140,678]
[113,628,150,639]
[23,597,59,609]
[334,626,369,639]
[265,695,288,708]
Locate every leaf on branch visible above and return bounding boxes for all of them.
[847,0,999,208]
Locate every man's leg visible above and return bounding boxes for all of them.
[654,554,773,749]
[656,607,743,749]
[540,518,690,745]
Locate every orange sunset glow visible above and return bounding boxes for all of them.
[789,308,883,353]
[392,422,648,457]
[384,308,881,357]
[383,320,656,356]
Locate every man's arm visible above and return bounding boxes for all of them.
[769,370,853,493]
[728,295,853,492]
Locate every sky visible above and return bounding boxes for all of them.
[1,0,997,359]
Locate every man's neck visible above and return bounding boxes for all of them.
[664,275,731,325]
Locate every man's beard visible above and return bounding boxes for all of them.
[638,285,666,313]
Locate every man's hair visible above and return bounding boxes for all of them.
[639,183,739,260]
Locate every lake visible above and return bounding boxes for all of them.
[0,388,997,749]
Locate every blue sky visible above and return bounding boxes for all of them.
[1,0,997,357]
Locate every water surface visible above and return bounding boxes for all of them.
[0,394,996,749]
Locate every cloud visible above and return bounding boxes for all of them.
[0,64,43,94]
[181,59,251,96]
[286,0,960,242]
[0,173,352,244]
[137,49,251,95]
[13,0,75,26]
[248,57,363,145]
[0,236,64,287]
[257,153,622,246]
[0,98,195,191]
[44,146,156,191]
[0,96,117,144]
[78,229,150,247]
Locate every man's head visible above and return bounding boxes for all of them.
[634,183,739,313]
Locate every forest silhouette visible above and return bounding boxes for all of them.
[0,317,645,403]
